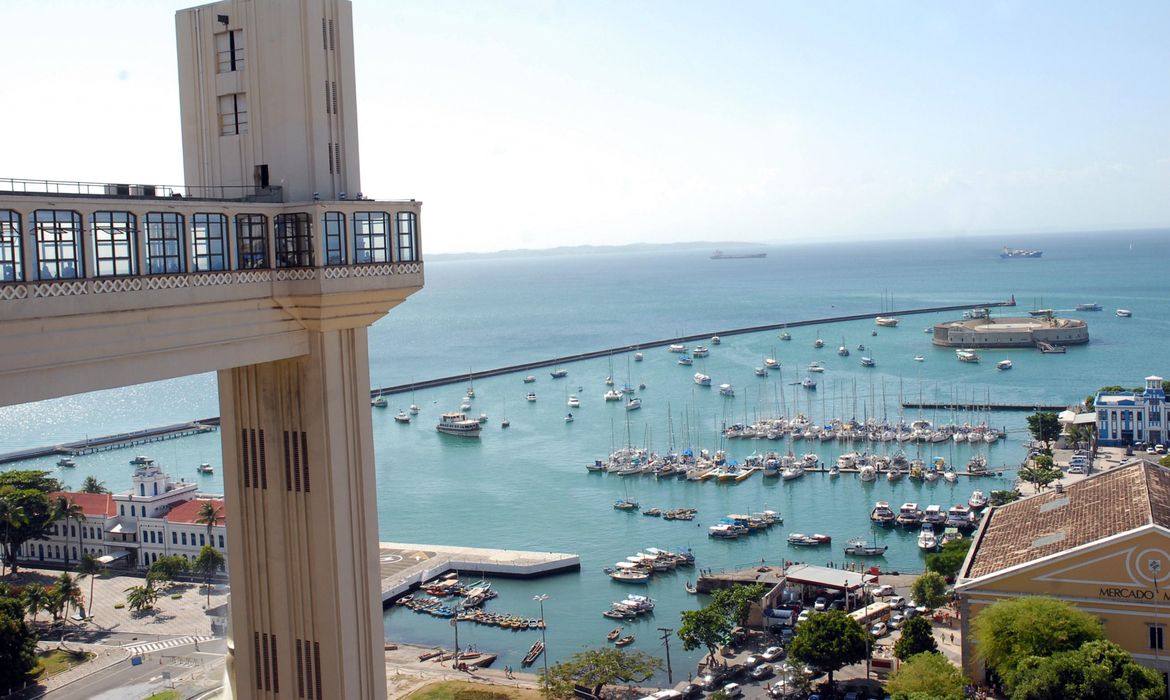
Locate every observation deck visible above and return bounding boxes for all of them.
[0,177,423,406]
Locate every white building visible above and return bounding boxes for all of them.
[1095,376,1167,447]
[25,464,227,573]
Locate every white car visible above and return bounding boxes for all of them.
[814,596,828,611]
[797,610,811,624]
[887,595,907,610]
[1067,465,1086,474]
[1148,447,1158,455]
[870,622,888,638]
[889,612,905,629]
[872,584,895,597]
[761,646,785,662]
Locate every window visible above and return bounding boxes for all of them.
[120,505,125,516]
[0,210,21,281]
[323,212,346,265]
[139,483,145,497]
[396,211,417,262]
[182,533,187,546]
[31,210,83,279]
[215,29,244,73]
[275,213,313,268]
[172,532,177,545]
[1151,624,1165,650]
[192,213,228,271]
[218,93,249,136]
[145,212,185,274]
[235,214,268,269]
[130,505,136,516]
[200,534,206,546]
[352,212,389,263]
[91,212,136,277]
[218,535,225,548]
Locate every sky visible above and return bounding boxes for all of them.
[1,1,1168,254]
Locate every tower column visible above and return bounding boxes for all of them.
[218,326,383,699]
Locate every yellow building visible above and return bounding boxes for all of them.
[956,459,1170,688]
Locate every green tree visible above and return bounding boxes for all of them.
[884,652,967,700]
[678,606,732,665]
[541,647,662,699]
[990,489,1021,506]
[0,588,38,693]
[971,596,1104,691]
[1032,454,1054,469]
[1013,639,1164,700]
[1026,412,1061,450]
[788,610,869,686]
[53,496,85,568]
[196,502,222,546]
[21,582,47,625]
[1019,465,1063,492]
[147,555,190,589]
[77,554,103,619]
[52,572,81,621]
[0,471,62,577]
[710,583,765,628]
[1160,455,1170,469]
[893,616,938,660]
[910,572,948,611]
[0,494,27,578]
[925,538,972,579]
[124,579,160,613]
[79,476,109,494]
[193,545,225,607]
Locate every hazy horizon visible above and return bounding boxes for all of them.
[2,1,1167,254]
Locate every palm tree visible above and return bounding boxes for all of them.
[77,554,102,619]
[0,494,27,577]
[53,496,85,569]
[124,579,158,613]
[79,476,109,494]
[22,582,47,625]
[196,502,222,546]
[55,571,81,621]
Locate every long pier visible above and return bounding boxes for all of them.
[378,542,580,604]
[374,298,1016,396]
[901,401,1066,412]
[0,418,220,465]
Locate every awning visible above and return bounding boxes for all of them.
[96,551,130,564]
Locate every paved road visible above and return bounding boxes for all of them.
[44,639,225,700]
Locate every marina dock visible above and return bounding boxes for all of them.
[378,542,580,604]
[901,401,1066,412]
[0,419,220,465]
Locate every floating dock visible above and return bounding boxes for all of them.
[0,419,220,465]
[378,542,580,604]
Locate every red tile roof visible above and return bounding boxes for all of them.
[50,492,116,517]
[962,459,1170,580]
[164,498,226,526]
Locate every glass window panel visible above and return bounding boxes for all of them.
[395,211,417,262]
[275,213,314,268]
[0,210,22,282]
[144,212,185,274]
[323,212,346,265]
[235,214,268,269]
[91,211,136,277]
[352,212,389,263]
[31,210,83,280]
[192,213,228,271]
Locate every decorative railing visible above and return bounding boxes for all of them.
[0,177,279,202]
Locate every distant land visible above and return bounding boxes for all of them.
[425,241,765,262]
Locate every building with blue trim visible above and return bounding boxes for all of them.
[1095,376,1165,446]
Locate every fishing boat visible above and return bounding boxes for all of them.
[694,372,712,386]
[394,410,411,423]
[608,568,650,584]
[917,524,939,551]
[522,640,545,666]
[436,412,482,438]
[607,627,623,641]
[896,503,923,527]
[371,394,388,409]
[870,501,896,526]
[1117,309,1132,317]
[196,462,213,474]
[968,490,989,509]
[956,349,980,363]
[875,316,898,327]
[788,533,831,546]
[57,457,76,468]
[844,536,887,556]
[997,358,1012,370]
[614,635,635,647]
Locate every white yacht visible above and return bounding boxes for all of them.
[436,412,482,438]
[692,346,710,357]
[394,410,411,423]
[605,389,623,401]
[719,384,735,397]
[807,362,825,373]
[626,397,642,411]
[526,392,537,402]
[371,394,388,409]
[1116,309,1132,317]
[875,316,898,327]
[668,344,687,353]
[956,349,980,363]
[917,524,939,551]
[764,357,780,369]
[677,356,693,366]
[568,395,581,407]
[694,372,712,386]
[997,359,1013,370]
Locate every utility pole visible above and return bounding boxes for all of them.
[658,627,674,685]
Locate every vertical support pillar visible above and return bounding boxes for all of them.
[218,326,383,699]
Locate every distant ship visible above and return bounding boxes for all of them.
[1000,246,1042,259]
[711,250,767,259]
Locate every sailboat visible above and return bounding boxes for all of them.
[500,396,510,429]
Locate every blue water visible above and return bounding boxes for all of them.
[1,229,1166,678]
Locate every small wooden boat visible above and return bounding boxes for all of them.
[684,580,697,594]
[607,626,622,641]
[521,640,545,666]
[467,653,497,668]
[615,635,635,647]
[417,649,444,662]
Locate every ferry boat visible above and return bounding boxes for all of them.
[787,533,831,547]
[130,455,154,465]
[875,316,898,327]
[1000,246,1042,258]
[997,359,1012,370]
[870,501,896,526]
[436,412,482,438]
[710,250,766,259]
[895,503,923,527]
[1117,309,1132,317]
[956,349,980,363]
[1075,303,1102,311]
[394,410,411,423]
[693,372,712,386]
[692,346,709,357]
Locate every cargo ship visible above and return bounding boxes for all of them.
[711,250,767,259]
[1000,246,1042,259]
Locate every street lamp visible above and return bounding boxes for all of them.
[534,594,549,693]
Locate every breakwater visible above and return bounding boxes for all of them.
[374,299,1016,396]
[0,419,219,465]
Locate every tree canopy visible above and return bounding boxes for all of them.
[990,489,1021,506]
[1026,412,1061,449]
[1012,639,1164,700]
[1018,464,1062,493]
[0,471,63,575]
[0,587,38,693]
[893,616,938,660]
[884,652,967,700]
[925,538,972,579]
[710,583,765,628]
[788,610,869,685]
[541,647,661,699]
[970,596,1104,691]
[194,545,225,606]
[79,476,109,494]
[147,554,190,587]
[678,606,731,664]
[910,572,948,611]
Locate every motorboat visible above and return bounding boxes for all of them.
[196,463,214,474]
[501,418,510,428]
[781,463,805,481]
[719,384,735,397]
[917,524,939,551]
[1117,309,1132,317]
[625,397,642,411]
[844,537,887,556]
[568,395,581,407]
[779,331,791,341]
[788,533,831,547]
[409,404,420,415]
[837,344,850,357]
[523,375,536,383]
[956,349,980,363]
[875,317,898,327]
[605,389,623,401]
[565,413,574,423]
[807,362,825,373]
[634,351,644,361]
[668,344,687,353]
[394,410,411,423]
[677,355,693,366]
[801,377,817,390]
[827,464,840,478]
[870,501,896,526]
[857,344,866,351]
[923,505,945,525]
[57,457,76,468]
[940,527,963,546]
[525,392,537,402]
[896,503,923,527]
[814,337,825,348]
[946,504,975,529]
[708,524,741,539]
[914,355,925,362]
[944,469,958,483]
[130,455,154,465]
[857,464,877,482]
[710,335,721,345]
[694,372,712,386]
[692,346,710,357]
[436,412,482,438]
[997,359,1013,370]
[372,394,388,409]
[968,490,989,509]
[861,357,875,367]
[460,399,472,411]
[764,357,780,369]
[754,367,768,377]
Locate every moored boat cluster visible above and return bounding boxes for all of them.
[707,510,783,539]
[604,547,696,583]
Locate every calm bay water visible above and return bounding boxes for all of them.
[1,229,1167,677]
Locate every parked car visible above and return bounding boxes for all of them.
[721,682,743,698]
[745,654,766,668]
[872,584,895,597]
[1158,444,1166,454]
[1067,465,1086,474]
[870,622,888,638]
[889,612,905,629]
[797,610,811,624]
[750,663,774,681]
[888,595,907,609]
[761,646,785,661]
[700,673,721,691]
[829,599,845,611]
[1147,447,1158,455]
[779,627,795,642]
[813,596,828,611]
[680,683,702,699]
